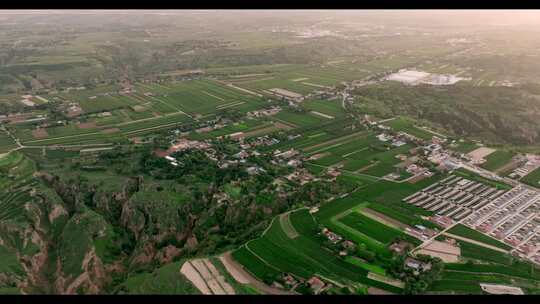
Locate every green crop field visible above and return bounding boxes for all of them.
[521,167,540,188]
[303,99,346,118]
[339,211,406,244]
[480,150,515,171]
[0,131,17,153]
[446,224,512,250]
[366,203,440,229]
[78,94,140,113]
[384,117,436,141]
[315,174,444,239]
[444,263,540,281]
[232,209,403,293]
[458,240,513,265]
[273,110,327,128]
[429,279,483,294]
[134,79,267,115]
[189,119,267,140]
[450,141,480,154]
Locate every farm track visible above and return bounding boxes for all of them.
[220,252,295,295]
[441,232,509,253]
[279,212,299,239]
[180,258,236,295]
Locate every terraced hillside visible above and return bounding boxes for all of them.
[0,152,41,293]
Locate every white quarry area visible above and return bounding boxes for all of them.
[386,69,469,86]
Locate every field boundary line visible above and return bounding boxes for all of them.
[443,269,540,282]
[147,95,193,118]
[201,91,226,101]
[442,232,509,253]
[342,147,369,158]
[303,130,368,153]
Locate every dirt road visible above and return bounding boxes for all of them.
[219,252,296,295]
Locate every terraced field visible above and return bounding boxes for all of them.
[0,152,36,223]
[0,130,17,153]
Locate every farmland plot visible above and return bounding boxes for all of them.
[232,209,403,293]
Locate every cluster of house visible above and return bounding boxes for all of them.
[265,88,305,103]
[0,113,46,124]
[285,169,316,185]
[247,135,281,148]
[404,225,438,241]
[508,154,540,181]
[376,132,406,147]
[462,185,540,265]
[64,102,83,117]
[196,123,226,134]
[426,145,462,172]
[246,106,282,118]
[404,174,508,222]
[404,257,432,274]
[280,274,332,295]
[429,214,454,228]
[156,138,212,157]
[20,94,40,107]
[321,227,343,244]
[389,240,412,254]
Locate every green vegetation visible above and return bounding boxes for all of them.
[0,131,17,153]
[3,11,540,295]
[446,224,512,250]
[232,209,403,293]
[385,117,436,141]
[458,240,513,265]
[480,150,515,171]
[366,204,440,229]
[521,167,540,188]
[119,262,201,294]
[339,211,407,245]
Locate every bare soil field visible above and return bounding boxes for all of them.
[220,252,294,295]
[131,105,147,112]
[480,283,524,295]
[180,258,236,295]
[467,147,496,160]
[416,240,461,263]
[180,261,212,295]
[368,287,395,295]
[32,128,49,139]
[78,122,97,129]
